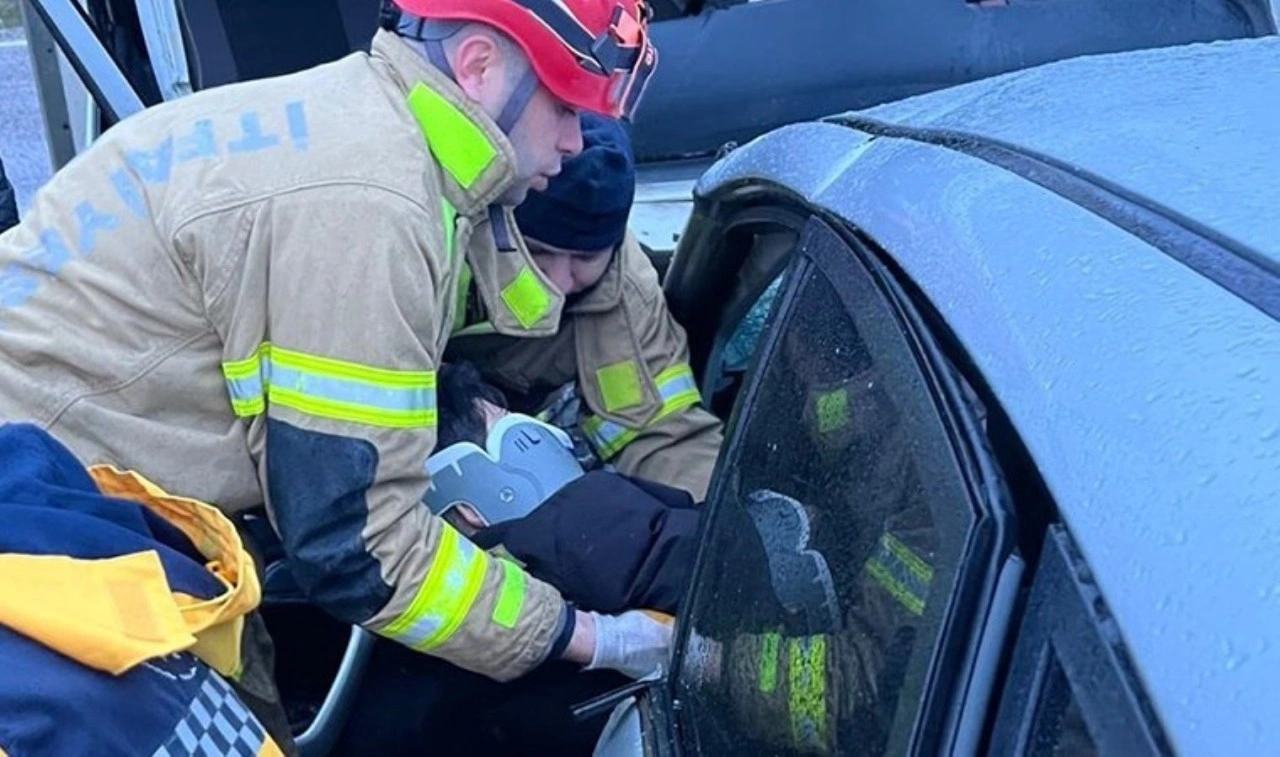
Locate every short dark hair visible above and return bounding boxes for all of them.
[436,361,508,449]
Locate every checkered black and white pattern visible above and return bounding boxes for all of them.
[153,670,269,757]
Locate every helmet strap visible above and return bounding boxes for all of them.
[422,38,456,80]
[415,34,536,136]
[495,68,539,134]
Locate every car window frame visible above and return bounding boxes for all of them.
[989,524,1171,756]
[666,214,1019,755]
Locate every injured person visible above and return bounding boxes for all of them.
[425,361,703,616]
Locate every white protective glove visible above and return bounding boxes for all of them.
[584,610,674,680]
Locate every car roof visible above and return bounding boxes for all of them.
[694,37,1280,755]
[857,36,1280,267]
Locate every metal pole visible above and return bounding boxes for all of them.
[21,0,144,125]
[20,0,75,170]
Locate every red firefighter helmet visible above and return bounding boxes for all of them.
[392,0,658,120]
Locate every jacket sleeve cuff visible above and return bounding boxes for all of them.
[545,603,577,663]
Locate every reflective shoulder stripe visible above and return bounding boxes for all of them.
[405,82,497,190]
[501,266,553,330]
[381,527,489,651]
[583,362,701,460]
[787,636,828,752]
[220,343,438,429]
[865,532,934,617]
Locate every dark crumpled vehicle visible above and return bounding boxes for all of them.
[17,0,1280,753]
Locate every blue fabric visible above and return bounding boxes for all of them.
[513,113,635,253]
[265,418,393,625]
[0,422,223,599]
[0,422,267,756]
[0,626,218,756]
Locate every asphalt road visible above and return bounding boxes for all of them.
[1,26,52,215]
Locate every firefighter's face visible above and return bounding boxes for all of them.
[452,31,584,205]
[526,237,614,295]
[503,87,584,205]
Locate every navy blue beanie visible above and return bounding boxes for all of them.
[514,112,636,254]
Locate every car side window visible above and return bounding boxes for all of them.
[674,219,981,755]
[1028,658,1100,756]
[722,273,784,372]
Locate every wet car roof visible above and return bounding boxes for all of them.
[695,37,1280,755]
[859,36,1280,266]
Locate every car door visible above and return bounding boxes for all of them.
[653,214,1022,755]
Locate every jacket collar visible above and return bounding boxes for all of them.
[460,205,566,338]
[372,30,518,217]
[563,231,637,315]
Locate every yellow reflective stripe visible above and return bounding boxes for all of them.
[405,83,497,189]
[268,387,435,429]
[582,415,639,460]
[492,559,527,629]
[442,197,457,259]
[270,345,434,388]
[758,631,781,694]
[222,344,269,418]
[220,343,438,429]
[583,363,701,459]
[383,527,488,650]
[788,636,828,751]
[865,532,934,616]
[500,267,553,329]
[655,364,700,410]
[222,344,268,380]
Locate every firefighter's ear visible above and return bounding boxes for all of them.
[451,31,516,115]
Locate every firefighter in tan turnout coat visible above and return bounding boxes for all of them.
[448,112,724,501]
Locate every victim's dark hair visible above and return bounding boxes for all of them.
[436,361,508,448]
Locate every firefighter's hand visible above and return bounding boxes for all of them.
[581,609,674,679]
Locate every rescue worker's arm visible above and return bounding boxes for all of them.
[582,235,724,500]
[209,185,569,681]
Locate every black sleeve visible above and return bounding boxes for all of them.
[474,471,702,615]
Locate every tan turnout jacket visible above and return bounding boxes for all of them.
[0,30,579,681]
